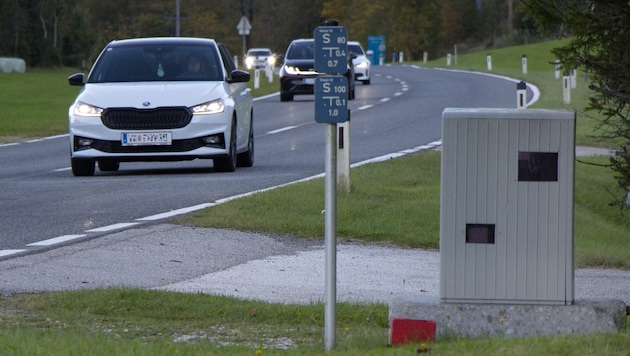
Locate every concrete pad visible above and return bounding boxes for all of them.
[389,295,626,339]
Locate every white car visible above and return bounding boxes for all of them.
[244,48,274,70]
[348,41,371,85]
[68,37,254,176]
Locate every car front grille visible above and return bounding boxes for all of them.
[101,107,193,130]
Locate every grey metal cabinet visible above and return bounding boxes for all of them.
[440,108,575,305]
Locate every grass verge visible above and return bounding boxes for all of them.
[0,288,628,355]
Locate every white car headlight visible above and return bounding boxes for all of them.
[192,99,224,114]
[73,102,103,117]
[356,61,369,68]
[245,56,255,68]
[267,56,276,66]
[283,65,298,75]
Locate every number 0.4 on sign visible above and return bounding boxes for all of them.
[314,76,348,123]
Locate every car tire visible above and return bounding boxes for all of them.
[72,159,95,176]
[98,160,120,172]
[362,78,370,85]
[237,114,254,168]
[280,92,293,102]
[213,118,237,172]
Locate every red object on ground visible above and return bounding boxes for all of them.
[389,318,437,345]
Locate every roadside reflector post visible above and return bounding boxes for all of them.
[517,81,527,109]
[563,75,571,104]
[337,114,351,193]
[266,64,273,83]
[254,69,260,89]
[522,54,527,74]
[486,54,492,71]
[555,59,561,79]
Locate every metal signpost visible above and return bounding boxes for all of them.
[314,24,347,352]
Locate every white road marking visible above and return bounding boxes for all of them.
[27,235,86,246]
[136,203,215,221]
[85,222,140,232]
[266,126,298,135]
[0,250,27,257]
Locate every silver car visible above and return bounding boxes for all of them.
[68,37,253,176]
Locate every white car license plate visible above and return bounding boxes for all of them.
[303,78,315,84]
[122,132,172,146]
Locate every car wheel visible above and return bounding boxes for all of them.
[98,160,120,172]
[213,118,237,172]
[362,78,370,85]
[237,114,254,167]
[71,158,95,176]
[280,92,293,102]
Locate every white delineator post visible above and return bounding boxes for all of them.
[555,59,561,79]
[517,81,527,109]
[254,69,260,89]
[337,117,351,193]
[563,76,571,104]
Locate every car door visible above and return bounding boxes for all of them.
[217,43,252,150]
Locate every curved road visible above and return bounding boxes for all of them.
[0,65,521,257]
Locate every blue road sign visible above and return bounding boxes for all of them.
[314,27,348,74]
[315,76,348,123]
[367,35,385,66]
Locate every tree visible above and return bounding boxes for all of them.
[521,0,630,207]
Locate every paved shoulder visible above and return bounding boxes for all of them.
[0,224,628,307]
[0,224,310,293]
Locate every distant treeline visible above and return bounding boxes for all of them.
[0,0,536,68]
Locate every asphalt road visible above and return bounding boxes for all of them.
[0,65,519,254]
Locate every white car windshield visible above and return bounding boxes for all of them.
[88,44,223,83]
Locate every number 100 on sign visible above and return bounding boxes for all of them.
[314,76,348,123]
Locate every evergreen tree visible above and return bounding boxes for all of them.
[522,0,630,207]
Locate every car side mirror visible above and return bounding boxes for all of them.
[68,73,85,86]
[228,69,250,83]
[366,50,373,56]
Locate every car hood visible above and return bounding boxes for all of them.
[76,82,227,109]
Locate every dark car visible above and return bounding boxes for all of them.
[278,38,355,102]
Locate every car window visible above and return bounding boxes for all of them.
[348,44,364,56]
[217,43,236,80]
[287,41,314,60]
[249,50,270,56]
[87,44,223,83]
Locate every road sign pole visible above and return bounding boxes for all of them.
[314,24,347,352]
[324,122,337,352]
